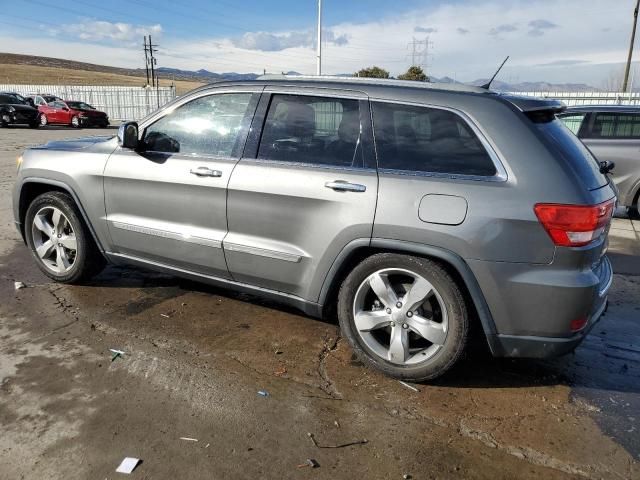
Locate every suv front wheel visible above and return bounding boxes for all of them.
[25,192,105,283]
[338,253,468,381]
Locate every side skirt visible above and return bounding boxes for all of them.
[105,252,323,317]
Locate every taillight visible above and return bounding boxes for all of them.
[534,199,614,247]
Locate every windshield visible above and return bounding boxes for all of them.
[66,101,94,110]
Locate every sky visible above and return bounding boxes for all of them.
[0,0,639,86]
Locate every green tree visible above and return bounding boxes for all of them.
[355,66,390,79]
[398,66,429,82]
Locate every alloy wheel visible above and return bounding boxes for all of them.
[31,206,77,274]
[39,114,47,126]
[352,268,448,365]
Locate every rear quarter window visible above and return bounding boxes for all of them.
[535,118,608,190]
[371,102,497,177]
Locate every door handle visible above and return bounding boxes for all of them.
[325,180,366,192]
[190,167,222,178]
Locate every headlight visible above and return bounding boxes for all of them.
[7,106,15,113]
[16,154,23,170]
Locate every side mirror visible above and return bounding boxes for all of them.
[118,121,139,149]
[62,107,69,111]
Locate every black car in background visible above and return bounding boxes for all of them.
[0,93,39,128]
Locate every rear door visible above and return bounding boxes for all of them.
[104,87,260,277]
[224,88,377,301]
[579,111,640,206]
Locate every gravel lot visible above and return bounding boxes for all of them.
[1,126,639,479]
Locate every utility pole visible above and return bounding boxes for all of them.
[623,0,640,92]
[316,0,322,75]
[143,36,150,86]
[147,35,159,88]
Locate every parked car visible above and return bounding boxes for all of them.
[27,94,63,107]
[12,76,615,381]
[37,99,109,128]
[0,92,39,128]
[558,105,640,216]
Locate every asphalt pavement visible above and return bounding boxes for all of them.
[0,126,639,479]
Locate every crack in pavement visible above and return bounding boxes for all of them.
[317,333,342,399]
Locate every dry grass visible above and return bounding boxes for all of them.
[0,64,205,95]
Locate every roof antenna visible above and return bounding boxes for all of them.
[481,56,509,89]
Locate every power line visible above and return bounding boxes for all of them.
[623,0,640,92]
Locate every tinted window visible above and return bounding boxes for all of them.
[0,94,18,104]
[43,96,60,103]
[143,93,254,156]
[67,101,94,110]
[535,119,607,189]
[258,95,362,167]
[590,112,640,138]
[50,101,66,108]
[372,102,497,176]
[558,113,586,135]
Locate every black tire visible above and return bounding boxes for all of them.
[71,116,81,128]
[629,201,640,220]
[29,120,39,129]
[24,192,105,283]
[337,253,468,382]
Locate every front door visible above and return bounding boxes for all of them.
[104,88,260,277]
[225,89,378,301]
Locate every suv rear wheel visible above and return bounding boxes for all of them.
[337,253,468,381]
[25,192,105,283]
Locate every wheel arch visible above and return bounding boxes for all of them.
[18,179,105,253]
[318,238,499,354]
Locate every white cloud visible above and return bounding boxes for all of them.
[232,29,347,51]
[51,20,162,45]
[1,0,634,86]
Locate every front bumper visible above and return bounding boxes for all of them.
[78,116,109,127]
[2,111,38,125]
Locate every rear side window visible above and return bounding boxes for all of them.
[589,112,640,138]
[371,102,497,176]
[558,113,586,135]
[258,94,363,168]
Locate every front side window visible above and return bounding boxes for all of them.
[372,102,497,176]
[558,113,586,135]
[258,94,362,167]
[143,93,254,156]
[590,112,640,138]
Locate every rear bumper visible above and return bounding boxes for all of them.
[469,252,613,358]
[487,295,608,358]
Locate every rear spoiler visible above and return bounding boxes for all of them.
[497,93,566,114]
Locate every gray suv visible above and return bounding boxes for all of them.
[12,76,615,381]
[558,105,640,216]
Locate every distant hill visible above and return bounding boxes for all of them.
[0,52,601,92]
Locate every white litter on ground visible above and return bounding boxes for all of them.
[179,437,198,442]
[14,281,25,290]
[115,457,140,474]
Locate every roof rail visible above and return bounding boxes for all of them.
[255,74,488,93]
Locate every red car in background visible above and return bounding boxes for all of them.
[37,100,109,128]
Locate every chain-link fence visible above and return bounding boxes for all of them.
[0,84,176,121]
